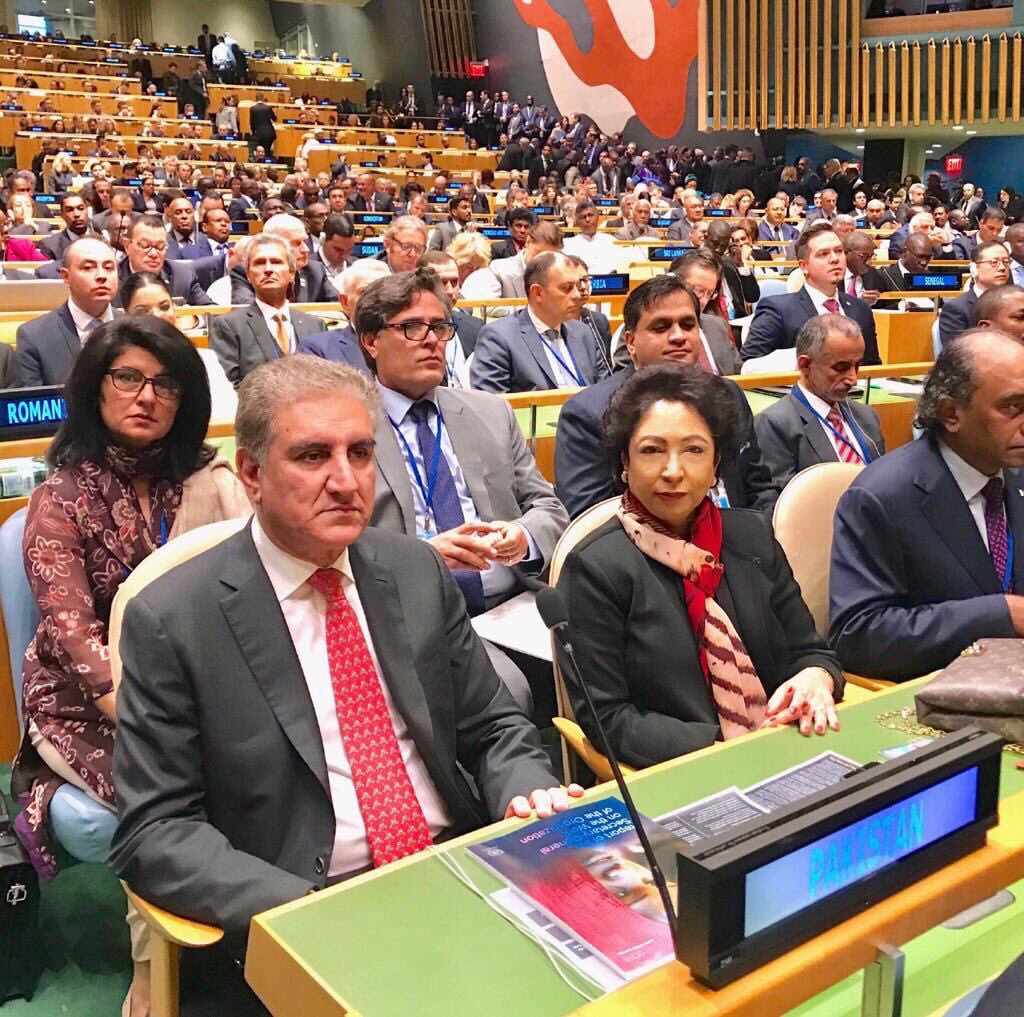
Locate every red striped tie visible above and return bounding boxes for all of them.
[307,568,433,867]
[826,405,863,464]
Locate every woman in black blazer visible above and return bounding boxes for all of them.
[557,364,843,769]
[705,219,760,316]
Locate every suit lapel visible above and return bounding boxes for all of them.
[218,527,329,793]
[519,311,558,387]
[348,542,438,763]
[436,390,491,517]
[565,324,594,383]
[1004,471,1024,591]
[57,304,81,360]
[790,391,838,464]
[917,444,1001,594]
[248,305,280,362]
[373,414,418,533]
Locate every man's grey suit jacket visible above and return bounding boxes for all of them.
[470,308,610,393]
[110,523,556,948]
[753,389,886,489]
[15,302,81,387]
[370,387,568,582]
[210,304,325,388]
[489,253,526,298]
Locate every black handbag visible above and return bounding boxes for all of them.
[0,792,40,1004]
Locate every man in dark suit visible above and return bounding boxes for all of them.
[802,188,838,227]
[843,231,885,305]
[758,196,800,254]
[938,241,1012,348]
[117,216,216,306]
[470,252,610,393]
[754,315,884,489]
[210,235,325,387]
[229,214,338,305]
[178,206,233,261]
[427,193,474,252]
[228,178,261,222]
[197,24,216,70]
[110,355,575,1014]
[830,330,1024,680]
[16,237,118,387]
[417,251,483,388]
[742,225,881,366]
[248,94,276,156]
[974,284,1024,342]
[162,193,201,260]
[874,234,936,310]
[297,258,391,373]
[555,274,779,518]
[346,173,395,214]
[38,193,97,263]
[588,152,623,197]
[527,143,556,193]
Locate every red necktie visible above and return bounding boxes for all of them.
[826,405,863,464]
[306,568,433,868]
[846,275,859,298]
[695,338,716,374]
[823,297,841,314]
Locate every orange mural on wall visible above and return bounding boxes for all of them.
[512,0,700,138]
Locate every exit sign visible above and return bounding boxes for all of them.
[945,153,964,176]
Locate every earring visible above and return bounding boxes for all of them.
[620,469,628,484]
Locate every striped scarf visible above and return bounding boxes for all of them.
[616,490,768,740]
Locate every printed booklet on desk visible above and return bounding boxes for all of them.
[468,796,683,978]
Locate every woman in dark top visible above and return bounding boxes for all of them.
[557,364,843,768]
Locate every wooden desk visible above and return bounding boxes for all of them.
[0,112,213,149]
[307,144,499,177]
[0,68,140,94]
[874,309,938,364]
[16,131,248,168]
[0,89,176,119]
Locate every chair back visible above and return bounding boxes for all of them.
[932,317,942,358]
[772,462,864,635]
[0,508,37,729]
[108,517,247,688]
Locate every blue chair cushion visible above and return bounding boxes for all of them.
[48,784,116,864]
[0,507,38,725]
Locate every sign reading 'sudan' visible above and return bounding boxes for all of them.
[514,0,699,137]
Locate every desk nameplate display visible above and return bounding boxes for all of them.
[0,387,66,440]
[676,727,1002,988]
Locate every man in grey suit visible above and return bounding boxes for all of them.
[464,220,563,301]
[418,251,484,388]
[357,268,568,707]
[427,193,474,252]
[117,216,216,306]
[470,251,610,393]
[210,236,325,388]
[38,193,96,263]
[830,331,1024,681]
[111,356,578,1013]
[16,237,118,387]
[754,315,884,490]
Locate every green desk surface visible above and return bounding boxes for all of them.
[254,683,1024,1017]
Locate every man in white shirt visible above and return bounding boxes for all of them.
[318,212,356,284]
[831,329,1024,680]
[755,314,885,489]
[563,200,619,275]
[211,35,235,83]
[111,354,579,1012]
[15,237,117,386]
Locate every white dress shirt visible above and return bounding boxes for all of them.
[444,328,471,389]
[938,440,1005,553]
[527,308,584,387]
[378,385,538,598]
[255,297,295,354]
[796,383,867,461]
[804,281,846,317]
[67,297,114,343]
[251,517,451,879]
[563,231,619,275]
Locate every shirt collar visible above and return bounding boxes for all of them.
[378,382,438,424]
[528,307,561,339]
[796,381,838,415]
[803,281,840,313]
[938,439,1003,503]
[251,515,352,602]
[67,297,113,332]
[255,296,289,324]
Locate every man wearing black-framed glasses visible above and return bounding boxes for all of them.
[357,268,568,711]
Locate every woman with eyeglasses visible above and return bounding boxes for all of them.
[12,317,248,1016]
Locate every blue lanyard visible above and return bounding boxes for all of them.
[540,332,585,386]
[387,403,444,531]
[791,385,874,464]
[1003,530,1015,593]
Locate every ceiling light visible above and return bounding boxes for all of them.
[856,145,864,150]
[952,125,964,131]
[855,128,865,133]
[967,130,977,135]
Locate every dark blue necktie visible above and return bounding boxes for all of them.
[409,401,485,615]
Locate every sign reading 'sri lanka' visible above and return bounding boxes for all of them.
[513,0,699,138]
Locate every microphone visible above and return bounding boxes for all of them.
[580,307,614,375]
[535,586,678,945]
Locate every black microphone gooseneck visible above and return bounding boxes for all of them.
[535,586,678,946]
[580,307,614,376]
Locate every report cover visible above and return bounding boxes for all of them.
[469,796,682,977]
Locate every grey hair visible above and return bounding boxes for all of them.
[243,235,295,273]
[236,356,381,465]
[913,331,986,434]
[339,258,391,298]
[795,314,864,358]
[833,214,857,229]
[384,215,427,241]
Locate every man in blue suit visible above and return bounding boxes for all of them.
[757,196,800,254]
[178,206,233,261]
[297,258,391,373]
[469,252,610,393]
[830,329,1024,681]
[742,224,881,366]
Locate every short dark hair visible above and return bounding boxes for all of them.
[59,192,85,212]
[128,213,164,239]
[795,222,839,260]
[47,317,214,482]
[671,249,722,284]
[505,206,536,228]
[973,240,1008,264]
[602,363,741,481]
[623,273,700,332]
[323,212,354,241]
[353,267,450,344]
[419,250,455,270]
[981,207,1007,224]
[448,193,469,213]
[914,332,983,434]
[119,270,167,310]
[973,284,1024,325]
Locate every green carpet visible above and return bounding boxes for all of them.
[2,765,131,1016]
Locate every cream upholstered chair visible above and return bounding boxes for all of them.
[109,517,249,1017]
[547,498,638,783]
[771,462,891,693]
